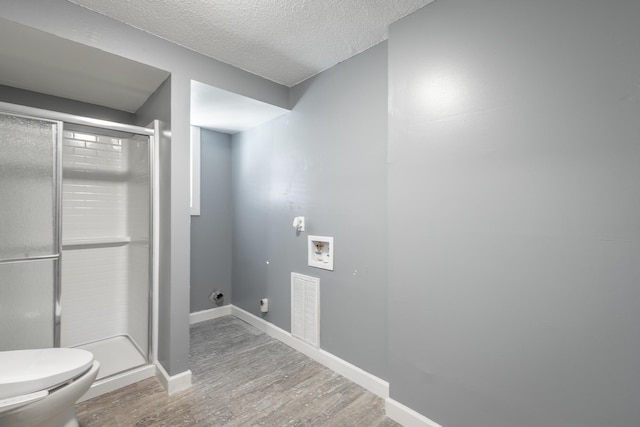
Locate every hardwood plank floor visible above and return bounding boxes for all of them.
[76,316,400,426]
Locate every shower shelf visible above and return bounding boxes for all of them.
[62,236,131,249]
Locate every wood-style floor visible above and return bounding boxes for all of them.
[76,316,400,426]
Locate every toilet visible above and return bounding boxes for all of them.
[0,348,100,427]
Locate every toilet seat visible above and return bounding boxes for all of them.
[0,348,94,401]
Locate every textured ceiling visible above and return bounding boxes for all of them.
[67,0,434,87]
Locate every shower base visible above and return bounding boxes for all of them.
[75,335,147,380]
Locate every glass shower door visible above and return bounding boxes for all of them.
[0,112,61,351]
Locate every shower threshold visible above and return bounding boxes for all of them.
[75,335,147,380]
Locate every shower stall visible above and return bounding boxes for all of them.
[0,102,155,392]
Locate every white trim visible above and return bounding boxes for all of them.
[385,398,444,427]
[189,305,233,324]
[151,119,160,381]
[190,125,201,216]
[155,362,192,395]
[79,365,156,403]
[231,305,389,399]
[190,305,440,427]
[82,304,437,427]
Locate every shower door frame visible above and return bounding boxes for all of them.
[0,110,62,349]
[0,101,155,360]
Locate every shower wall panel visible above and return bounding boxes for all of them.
[61,130,128,240]
[61,246,128,346]
[61,130,131,347]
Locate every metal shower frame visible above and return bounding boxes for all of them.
[0,101,156,363]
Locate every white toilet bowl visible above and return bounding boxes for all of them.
[0,348,100,427]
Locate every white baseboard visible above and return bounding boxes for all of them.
[386,398,443,427]
[190,304,437,426]
[230,305,389,399]
[189,305,232,324]
[79,364,156,403]
[155,362,192,395]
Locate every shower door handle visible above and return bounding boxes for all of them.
[0,253,60,265]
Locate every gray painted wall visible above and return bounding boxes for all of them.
[0,0,288,377]
[6,2,637,424]
[388,1,640,426]
[231,43,388,380]
[135,76,177,374]
[191,129,233,312]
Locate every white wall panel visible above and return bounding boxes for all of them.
[61,130,149,352]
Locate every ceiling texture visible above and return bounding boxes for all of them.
[66,0,434,87]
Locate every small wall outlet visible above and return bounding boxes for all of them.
[260,298,269,313]
[209,290,224,304]
[292,216,305,232]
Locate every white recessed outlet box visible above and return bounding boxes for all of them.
[308,235,334,271]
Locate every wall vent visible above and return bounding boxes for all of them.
[291,272,320,348]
